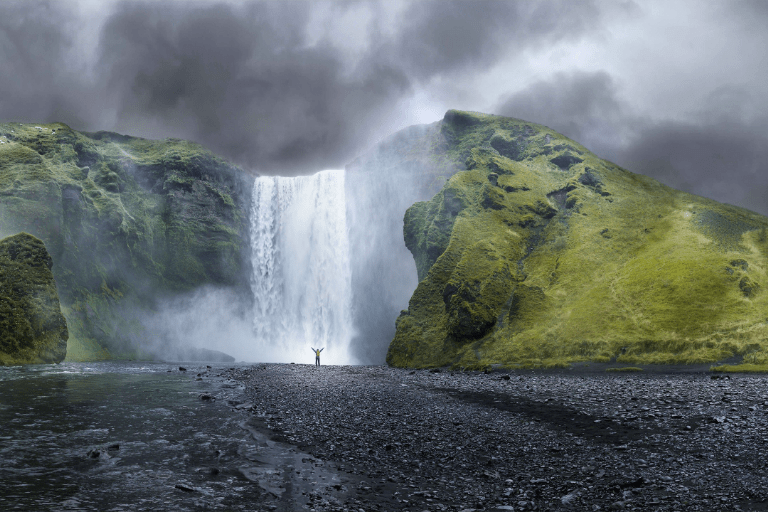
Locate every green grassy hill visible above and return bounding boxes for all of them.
[388,110,768,370]
[0,122,252,362]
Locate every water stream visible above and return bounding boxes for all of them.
[0,362,351,511]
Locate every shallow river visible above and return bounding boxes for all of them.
[0,362,345,511]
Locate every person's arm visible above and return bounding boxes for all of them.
[320,348,324,353]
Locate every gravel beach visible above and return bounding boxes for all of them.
[221,364,768,511]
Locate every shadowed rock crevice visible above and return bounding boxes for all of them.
[546,185,577,211]
[550,153,583,170]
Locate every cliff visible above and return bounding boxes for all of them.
[0,232,68,364]
[345,121,465,363]
[388,110,768,369]
[0,122,252,361]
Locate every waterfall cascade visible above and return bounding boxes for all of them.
[249,170,355,364]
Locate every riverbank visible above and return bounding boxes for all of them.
[227,364,768,511]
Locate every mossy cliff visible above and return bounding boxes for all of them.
[344,120,467,363]
[0,233,68,364]
[0,123,252,362]
[388,110,768,369]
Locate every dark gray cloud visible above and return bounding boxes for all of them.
[496,70,629,161]
[97,0,603,173]
[97,1,405,173]
[383,0,600,80]
[0,1,92,127]
[496,71,768,215]
[619,116,768,216]
[0,0,604,174]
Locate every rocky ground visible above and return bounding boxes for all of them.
[219,364,768,511]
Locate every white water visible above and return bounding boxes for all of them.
[249,170,355,364]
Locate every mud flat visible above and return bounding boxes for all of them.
[226,364,768,512]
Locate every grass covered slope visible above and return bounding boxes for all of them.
[0,123,252,361]
[0,233,68,364]
[388,110,768,369]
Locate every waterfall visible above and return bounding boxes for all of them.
[249,170,355,364]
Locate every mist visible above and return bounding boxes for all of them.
[125,144,438,366]
[2,0,768,364]
[132,286,254,362]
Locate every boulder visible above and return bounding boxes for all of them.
[0,232,68,364]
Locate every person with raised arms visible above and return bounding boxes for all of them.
[311,347,324,366]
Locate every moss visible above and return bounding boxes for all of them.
[0,122,253,360]
[0,233,68,364]
[710,363,768,373]
[443,238,519,339]
[389,110,768,369]
[606,367,644,372]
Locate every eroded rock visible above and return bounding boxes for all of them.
[0,233,68,365]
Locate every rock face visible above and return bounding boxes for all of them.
[0,123,252,361]
[0,233,68,364]
[345,121,464,363]
[388,110,768,369]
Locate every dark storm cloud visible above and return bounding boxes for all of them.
[384,0,600,80]
[0,0,608,174]
[97,1,408,173]
[616,84,768,216]
[496,71,768,216]
[95,0,604,173]
[496,71,629,160]
[0,1,92,127]
[620,115,768,217]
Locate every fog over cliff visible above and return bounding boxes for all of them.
[0,0,766,215]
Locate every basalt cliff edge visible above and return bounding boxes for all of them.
[0,122,251,362]
[388,110,768,370]
[2,113,767,369]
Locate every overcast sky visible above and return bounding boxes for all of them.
[1,0,766,214]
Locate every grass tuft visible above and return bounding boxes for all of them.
[710,363,768,373]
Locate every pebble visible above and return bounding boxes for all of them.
[223,365,768,511]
